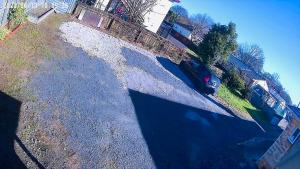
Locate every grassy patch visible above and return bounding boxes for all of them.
[0,27,10,40]
[0,14,69,96]
[217,84,268,122]
[38,45,53,59]
[8,56,30,69]
[4,76,23,97]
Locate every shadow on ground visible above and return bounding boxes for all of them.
[129,89,267,169]
[156,56,195,89]
[121,47,194,93]
[156,56,242,119]
[156,56,282,134]
[0,91,45,169]
[245,107,282,134]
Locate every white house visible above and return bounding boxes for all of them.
[143,0,173,33]
[173,22,193,39]
[92,0,176,33]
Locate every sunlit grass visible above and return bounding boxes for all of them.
[217,84,268,122]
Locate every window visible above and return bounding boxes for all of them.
[254,86,264,97]
[288,128,300,144]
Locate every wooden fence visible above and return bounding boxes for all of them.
[73,3,188,63]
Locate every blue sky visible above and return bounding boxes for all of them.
[178,0,300,104]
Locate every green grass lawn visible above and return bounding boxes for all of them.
[217,84,268,122]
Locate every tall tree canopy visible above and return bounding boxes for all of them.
[168,5,190,24]
[190,14,214,45]
[198,22,238,66]
[233,44,265,73]
[170,5,189,18]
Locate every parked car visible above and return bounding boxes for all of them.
[179,59,221,95]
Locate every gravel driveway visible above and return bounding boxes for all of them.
[27,22,266,169]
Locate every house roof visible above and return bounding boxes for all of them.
[227,55,263,80]
[288,105,300,119]
[174,22,193,31]
[270,89,286,104]
[253,79,269,92]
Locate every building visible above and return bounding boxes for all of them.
[85,0,177,33]
[1,0,177,33]
[143,0,174,33]
[257,105,300,169]
[172,22,193,39]
[225,55,263,85]
[1,0,62,26]
[223,56,288,125]
[248,79,287,125]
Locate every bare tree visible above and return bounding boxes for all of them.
[190,14,214,45]
[262,71,293,104]
[121,0,157,24]
[166,5,190,25]
[233,43,265,73]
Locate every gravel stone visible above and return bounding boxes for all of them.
[28,22,248,168]
[59,22,231,115]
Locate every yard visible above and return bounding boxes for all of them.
[217,84,268,122]
[185,46,268,123]
[0,14,69,97]
[0,14,279,169]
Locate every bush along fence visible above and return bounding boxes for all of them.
[0,4,27,44]
[72,3,188,63]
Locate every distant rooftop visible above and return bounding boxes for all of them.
[270,89,286,104]
[253,79,269,92]
[227,55,263,80]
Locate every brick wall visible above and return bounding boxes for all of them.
[257,115,300,169]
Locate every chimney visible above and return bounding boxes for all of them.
[298,102,300,108]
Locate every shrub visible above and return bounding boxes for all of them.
[222,68,245,92]
[0,27,10,40]
[8,4,27,29]
[240,87,250,99]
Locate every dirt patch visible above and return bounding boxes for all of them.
[0,14,78,168]
[0,14,72,97]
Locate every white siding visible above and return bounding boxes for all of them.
[143,0,172,33]
[47,0,77,13]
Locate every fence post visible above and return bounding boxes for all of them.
[78,8,86,20]
[134,30,142,43]
[107,17,114,31]
[97,16,104,28]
